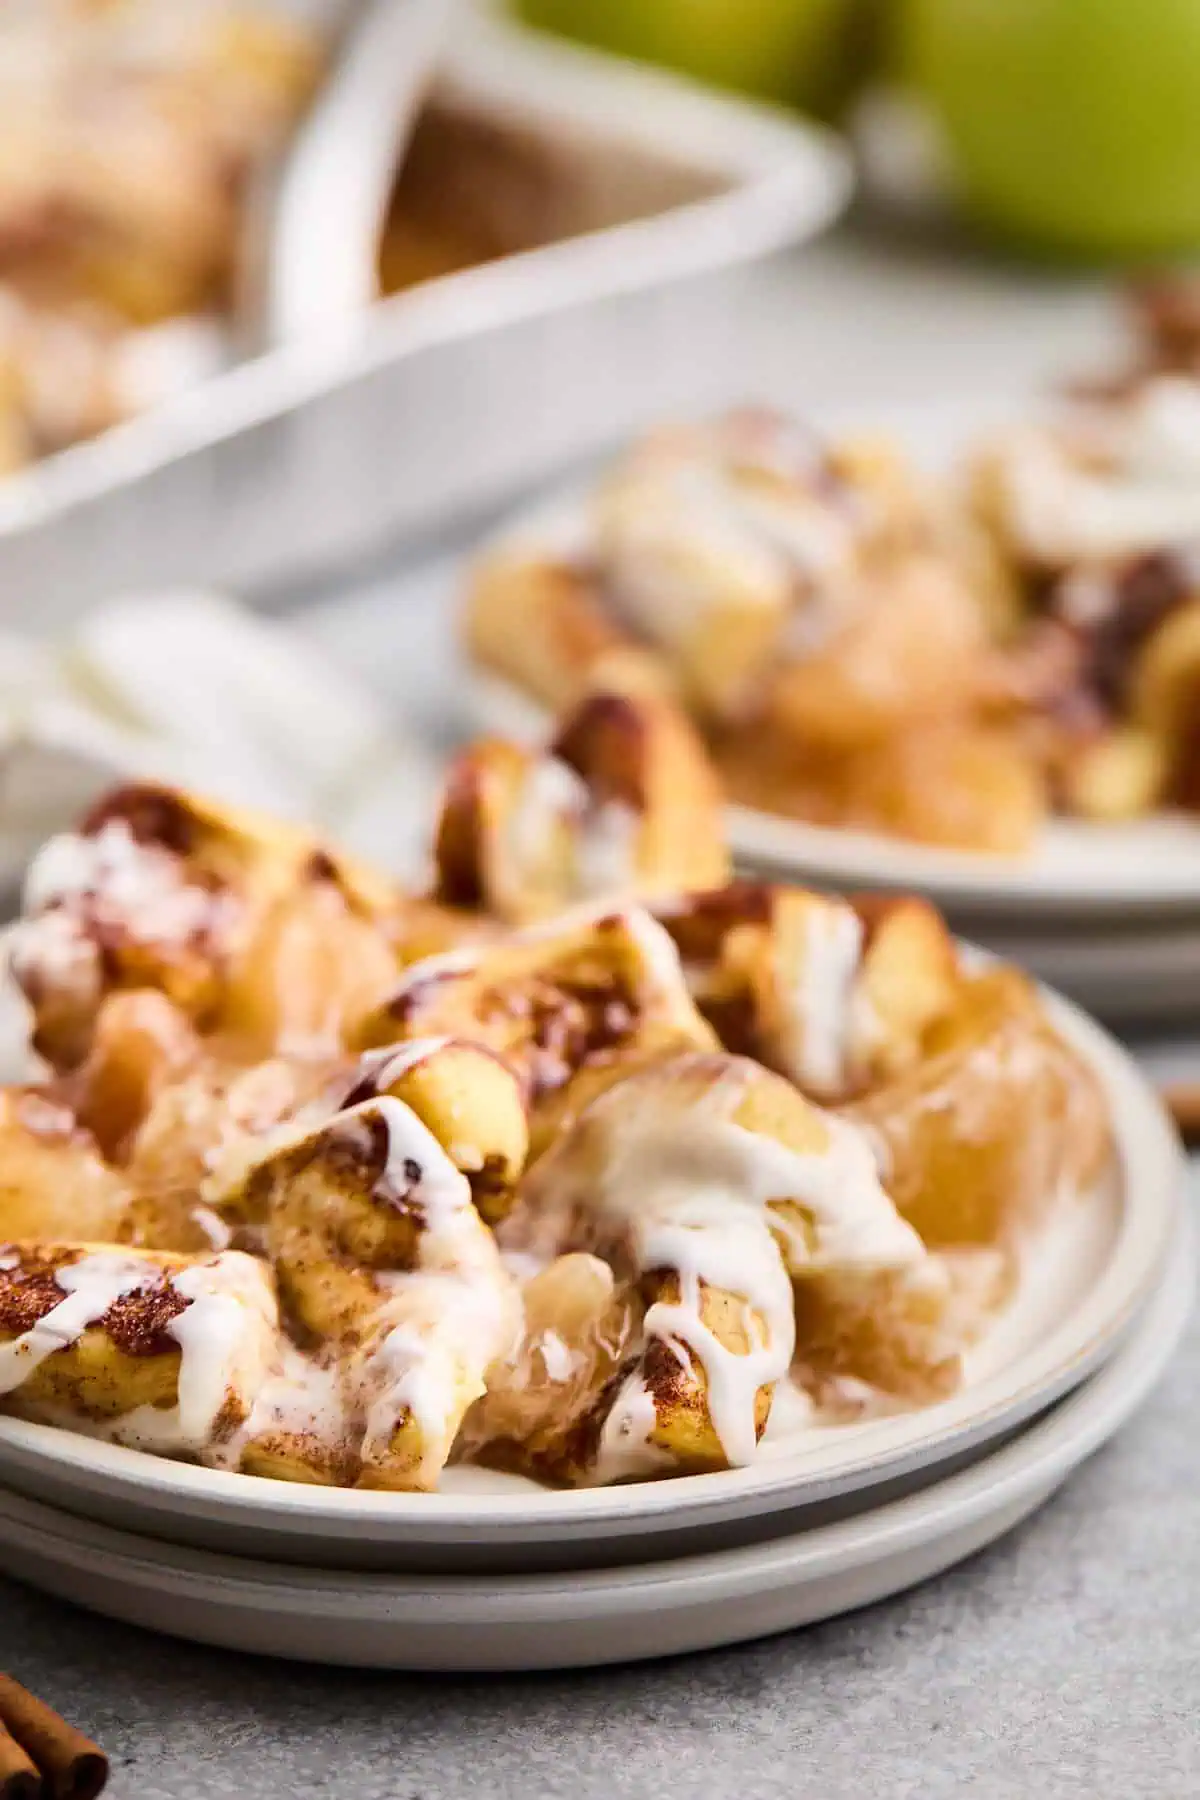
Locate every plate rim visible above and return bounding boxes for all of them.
[470,667,1200,921]
[0,1200,1191,1625]
[0,980,1183,1547]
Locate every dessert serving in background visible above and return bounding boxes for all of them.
[0,0,319,471]
[467,377,1200,853]
[971,291,1200,824]
[0,687,1110,1492]
[467,408,1041,855]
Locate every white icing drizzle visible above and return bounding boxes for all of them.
[331,1097,517,1486]
[379,945,482,1012]
[165,1256,277,1454]
[778,901,865,1099]
[7,907,100,1008]
[526,1062,920,1482]
[503,755,642,907]
[573,802,641,897]
[505,756,587,879]
[598,450,857,653]
[13,819,226,1005]
[594,1375,673,1484]
[0,1249,277,1458]
[214,1343,351,1477]
[995,379,1200,563]
[347,1037,455,1095]
[22,820,210,940]
[0,1252,154,1397]
[189,1204,233,1252]
[617,905,698,1000]
[110,1254,277,1455]
[538,1328,581,1384]
[487,902,696,1024]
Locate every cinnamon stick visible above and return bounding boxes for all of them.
[1161,1081,1200,1146]
[0,1677,108,1800]
[0,1723,39,1800]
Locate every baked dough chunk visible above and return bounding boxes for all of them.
[0,1243,277,1458]
[433,687,728,924]
[355,907,717,1155]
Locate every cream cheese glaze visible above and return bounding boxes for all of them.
[233,1095,518,1488]
[21,819,210,936]
[519,1059,922,1481]
[0,1248,277,1456]
[993,378,1200,564]
[503,754,643,905]
[597,449,859,654]
[10,817,230,1014]
[778,901,866,1098]
[348,1098,519,1486]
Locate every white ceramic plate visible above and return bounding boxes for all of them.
[473,668,1200,922]
[975,921,1200,1025]
[465,389,1200,922]
[0,986,1182,1571]
[0,1211,1190,1669]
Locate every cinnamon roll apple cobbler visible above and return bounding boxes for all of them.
[0,2,319,472]
[467,327,1200,850]
[0,690,1110,1490]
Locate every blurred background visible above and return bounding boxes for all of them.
[0,0,1196,889]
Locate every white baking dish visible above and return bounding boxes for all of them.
[0,6,849,627]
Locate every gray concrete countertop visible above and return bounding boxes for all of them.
[2,228,1198,1797]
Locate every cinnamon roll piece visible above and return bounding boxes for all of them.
[9,783,402,1068]
[355,907,717,1155]
[501,1053,955,1482]
[433,688,728,924]
[337,1037,528,1226]
[219,1098,519,1491]
[0,1243,277,1459]
[656,884,961,1103]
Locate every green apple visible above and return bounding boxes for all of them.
[514,0,857,115]
[901,0,1200,259]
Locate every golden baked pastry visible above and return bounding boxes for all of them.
[9,783,401,1069]
[464,553,674,717]
[0,1242,277,1456]
[355,906,717,1155]
[334,1038,529,1225]
[0,768,1115,1490]
[433,687,729,923]
[218,1097,519,1490]
[970,361,1200,824]
[498,1052,958,1479]
[656,883,961,1102]
[465,408,1048,854]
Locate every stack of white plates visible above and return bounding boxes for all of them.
[0,991,1190,1670]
